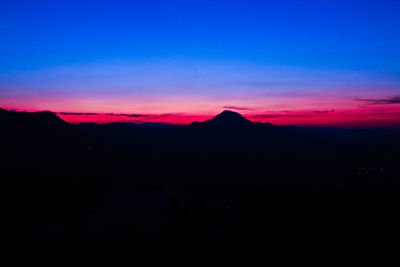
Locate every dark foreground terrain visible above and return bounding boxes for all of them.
[1,108,400,264]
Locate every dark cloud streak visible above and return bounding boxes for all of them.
[56,112,146,117]
[314,109,335,114]
[355,96,400,105]
[55,112,188,121]
[249,114,308,119]
[222,106,254,111]
[249,110,336,119]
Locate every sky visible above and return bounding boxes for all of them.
[1,0,400,126]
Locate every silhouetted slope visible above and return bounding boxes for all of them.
[0,109,93,166]
[76,110,293,151]
[1,109,69,131]
[189,110,282,132]
[2,108,399,165]
[202,110,253,128]
[1,109,87,143]
[184,110,291,148]
[2,108,400,262]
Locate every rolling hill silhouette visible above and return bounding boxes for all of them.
[0,108,69,129]
[1,107,400,261]
[76,110,291,149]
[2,108,400,153]
[0,108,92,163]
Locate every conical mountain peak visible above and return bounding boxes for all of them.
[204,110,252,127]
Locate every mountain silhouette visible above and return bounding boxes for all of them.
[2,107,400,261]
[0,108,91,157]
[187,110,284,139]
[3,107,400,153]
[1,108,67,126]
[189,110,256,131]
[202,110,253,128]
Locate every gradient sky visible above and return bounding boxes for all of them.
[1,0,400,126]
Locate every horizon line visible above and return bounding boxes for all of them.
[2,107,400,128]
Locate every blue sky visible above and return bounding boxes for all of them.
[2,0,400,71]
[1,0,400,126]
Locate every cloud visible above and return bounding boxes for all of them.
[56,112,147,117]
[314,109,335,114]
[144,113,185,120]
[122,114,146,118]
[355,96,400,105]
[55,112,189,122]
[57,112,100,115]
[249,113,308,119]
[249,109,336,119]
[222,106,254,111]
